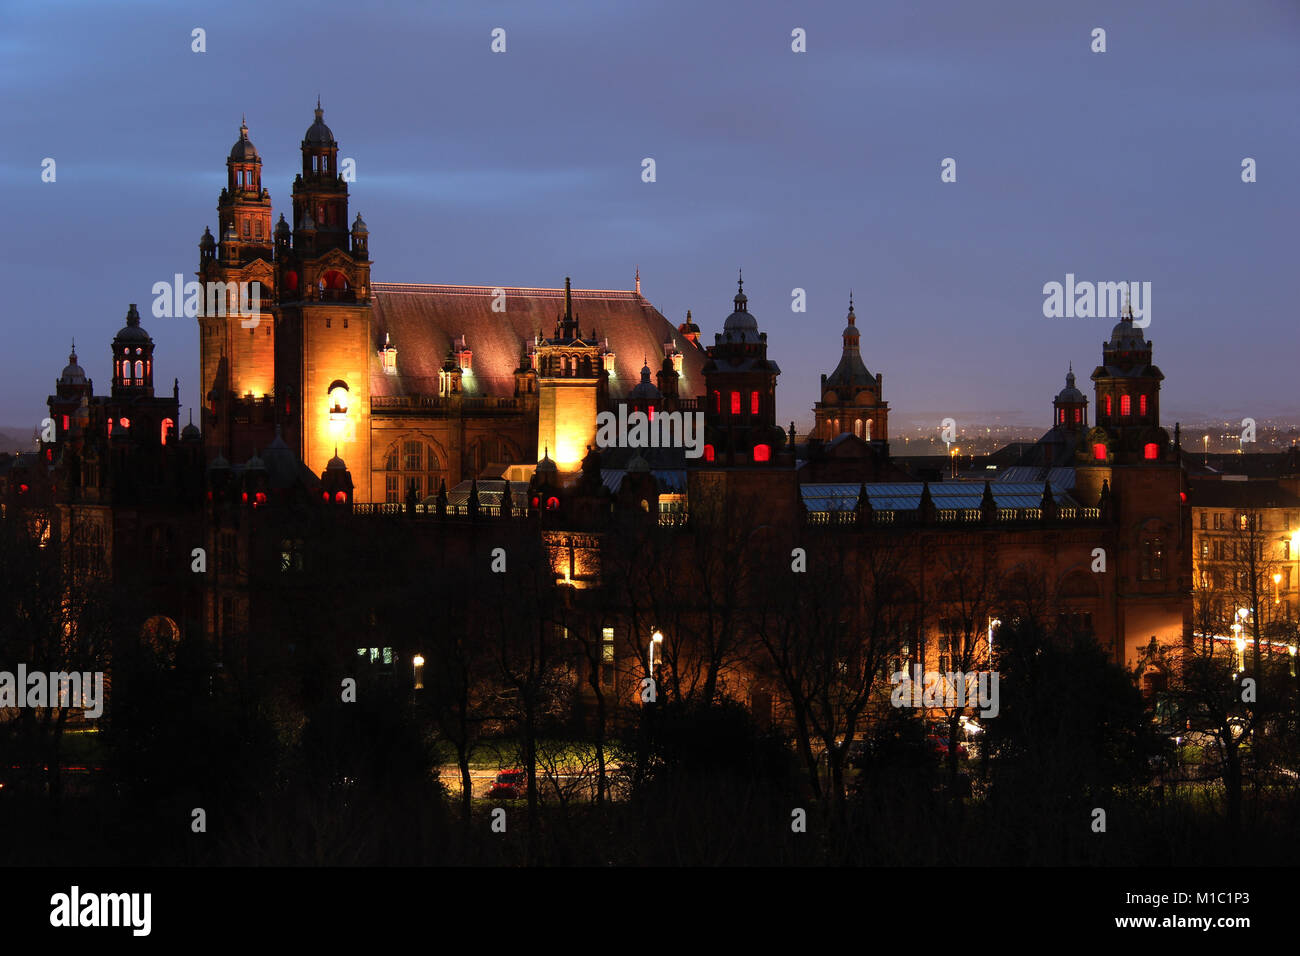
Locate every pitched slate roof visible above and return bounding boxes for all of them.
[800,481,1079,512]
[369,283,706,400]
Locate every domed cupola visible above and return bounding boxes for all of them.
[628,359,662,407]
[303,99,336,148]
[720,271,762,343]
[59,343,87,387]
[199,226,216,261]
[1052,364,1088,431]
[228,118,259,164]
[111,304,156,397]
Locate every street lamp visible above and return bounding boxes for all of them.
[412,654,425,690]
[649,629,663,674]
[987,618,1001,658]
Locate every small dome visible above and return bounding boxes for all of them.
[59,345,86,385]
[679,309,700,333]
[208,454,231,473]
[629,361,661,401]
[1055,366,1086,404]
[303,102,336,146]
[274,214,290,238]
[229,121,259,162]
[113,304,152,345]
[326,451,347,472]
[244,451,267,473]
[199,226,216,250]
[627,453,651,474]
[181,422,201,441]
[351,213,368,234]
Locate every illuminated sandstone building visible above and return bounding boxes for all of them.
[9,107,1210,721]
[198,108,707,502]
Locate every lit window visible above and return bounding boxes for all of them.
[753,444,771,462]
[1073,408,1081,423]
[1105,395,1112,416]
[731,391,741,415]
[1093,443,1106,461]
[546,496,560,511]
[1139,394,1148,416]
[713,391,721,414]
[1144,443,1158,460]
[119,418,130,429]
[1059,409,1065,424]
[1121,395,1131,416]
[335,491,347,503]
[704,444,715,462]
[160,418,174,445]
[751,391,760,415]
[328,380,349,420]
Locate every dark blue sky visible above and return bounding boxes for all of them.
[3,0,1296,434]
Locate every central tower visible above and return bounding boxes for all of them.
[275,101,374,500]
[535,277,605,471]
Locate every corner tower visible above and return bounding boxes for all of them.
[813,293,888,445]
[198,118,277,461]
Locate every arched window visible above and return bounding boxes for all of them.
[855,418,864,438]
[1093,443,1107,461]
[160,418,174,445]
[704,444,715,462]
[1058,409,1065,424]
[865,419,873,441]
[384,438,443,503]
[328,380,349,420]
[1105,395,1112,416]
[1144,442,1158,460]
[134,360,143,379]
[1120,395,1131,416]
[753,444,771,462]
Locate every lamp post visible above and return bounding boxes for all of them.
[649,629,663,678]
[412,654,425,691]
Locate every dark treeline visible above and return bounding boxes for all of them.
[1,501,1298,866]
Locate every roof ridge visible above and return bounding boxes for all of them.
[372,281,643,300]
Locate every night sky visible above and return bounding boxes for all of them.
[2,0,1296,435]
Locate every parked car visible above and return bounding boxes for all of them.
[487,769,527,799]
[925,735,968,758]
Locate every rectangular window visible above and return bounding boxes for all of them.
[1200,541,1208,560]
[1199,512,1206,530]
[1121,395,1131,416]
[751,391,760,415]
[386,474,400,503]
[404,441,423,472]
[730,391,741,415]
[1140,394,1148,416]
[1105,395,1112,416]
[1140,537,1164,581]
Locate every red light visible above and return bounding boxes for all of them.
[335,491,346,503]
[531,496,540,509]
[18,483,29,494]
[242,492,249,503]
[1140,395,1148,416]
[713,391,721,414]
[704,444,715,462]
[322,492,330,501]
[730,391,741,415]
[1144,443,1158,460]
[546,496,560,511]
[1093,443,1106,461]
[61,415,69,430]
[751,392,759,415]
[1179,492,1187,503]
[254,492,267,505]
[119,418,130,428]
[1120,396,1131,417]
[207,491,213,501]
[753,444,771,462]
